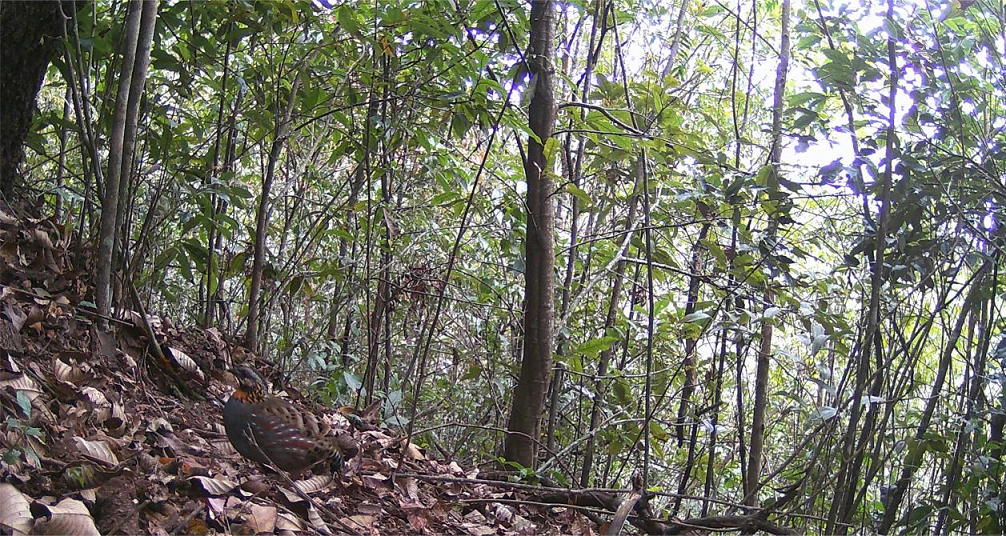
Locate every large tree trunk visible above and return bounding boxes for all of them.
[503,0,558,468]
[0,0,84,199]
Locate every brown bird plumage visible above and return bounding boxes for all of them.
[223,366,357,476]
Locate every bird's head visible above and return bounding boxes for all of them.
[229,366,268,402]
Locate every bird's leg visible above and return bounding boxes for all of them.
[245,430,359,535]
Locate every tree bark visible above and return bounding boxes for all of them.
[0,1,86,199]
[95,0,144,319]
[744,0,789,507]
[877,271,987,533]
[580,164,641,487]
[244,55,310,351]
[503,0,557,467]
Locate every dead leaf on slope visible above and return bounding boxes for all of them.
[3,304,27,332]
[52,354,90,386]
[166,346,205,381]
[294,474,333,495]
[0,483,32,536]
[73,437,120,468]
[30,497,100,536]
[306,504,333,535]
[339,513,375,534]
[244,503,277,533]
[276,509,306,534]
[190,475,239,496]
[0,374,42,406]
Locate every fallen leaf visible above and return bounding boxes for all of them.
[190,476,238,496]
[0,483,32,536]
[245,503,277,533]
[31,497,100,535]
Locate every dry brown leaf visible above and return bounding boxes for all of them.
[104,403,126,436]
[339,514,374,533]
[0,352,20,373]
[275,510,305,534]
[489,502,515,524]
[206,496,228,516]
[357,503,382,515]
[190,475,238,496]
[239,477,270,496]
[31,229,54,250]
[362,430,395,448]
[306,504,332,536]
[245,503,277,534]
[79,387,110,411]
[276,486,306,504]
[401,439,425,460]
[73,437,119,468]
[31,288,51,306]
[52,357,88,385]
[407,509,430,531]
[167,347,204,380]
[0,375,41,405]
[395,476,419,500]
[293,475,333,495]
[31,497,99,535]
[147,417,173,434]
[0,483,32,536]
[210,438,237,455]
[361,473,394,498]
[3,304,27,331]
[463,523,496,536]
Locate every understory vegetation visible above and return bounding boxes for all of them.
[2,0,1005,533]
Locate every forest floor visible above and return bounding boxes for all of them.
[0,203,602,535]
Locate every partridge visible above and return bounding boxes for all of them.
[223,366,357,476]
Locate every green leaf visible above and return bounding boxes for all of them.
[904,504,932,525]
[337,5,362,34]
[16,391,31,419]
[574,336,620,358]
[649,421,670,441]
[564,184,592,207]
[682,312,710,324]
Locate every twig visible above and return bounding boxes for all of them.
[168,501,203,536]
[606,490,642,536]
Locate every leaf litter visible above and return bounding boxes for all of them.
[0,207,599,535]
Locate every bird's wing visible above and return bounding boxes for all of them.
[257,396,331,437]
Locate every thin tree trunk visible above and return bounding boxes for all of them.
[202,35,234,327]
[744,0,789,506]
[579,164,641,487]
[829,0,898,526]
[244,53,311,351]
[95,0,143,319]
[504,0,558,468]
[674,220,710,446]
[111,0,156,297]
[549,0,604,459]
[878,269,987,533]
